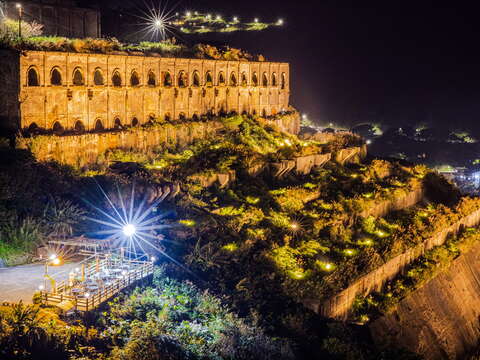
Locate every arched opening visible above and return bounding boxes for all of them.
[28,122,39,132]
[163,72,172,87]
[192,71,200,87]
[52,121,64,133]
[94,119,104,131]
[94,69,104,85]
[130,71,140,86]
[262,109,267,117]
[272,73,277,86]
[148,114,155,123]
[114,118,122,129]
[179,112,186,120]
[241,72,247,86]
[177,71,187,87]
[281,73,286,90]
[72,68,84,86]
[50,68,62,86]
[192,113,199,121]
[218,72,226,86]
[164,113,171,122]
[27,68,39,86]
[74,120,85,132]
[230,72,237,86]
[262,72,268,87]
[112,71,122,87]
[131,117,139,126]
[252,72,258,87]
[147,71,156,86]
[205,71,213,87]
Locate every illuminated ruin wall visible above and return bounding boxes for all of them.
[0,50,290,133]
[370,240,480,360]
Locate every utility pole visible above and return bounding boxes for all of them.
[15,3,22,38]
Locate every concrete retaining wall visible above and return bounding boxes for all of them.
[303,207,480,320]
[370,240,480,360]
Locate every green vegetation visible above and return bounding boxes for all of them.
[0,268,293,360]
[0,17,264,61]
[351,227,480,323]
[2,111,476,359]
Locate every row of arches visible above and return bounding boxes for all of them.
[29,108,276,134]
[27,67,287,89]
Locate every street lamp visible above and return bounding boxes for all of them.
[15,3,22,38]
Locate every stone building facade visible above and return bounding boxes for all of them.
[2,0,101,38]
[0,50,290,133]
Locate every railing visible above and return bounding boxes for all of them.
[42,256,154,312]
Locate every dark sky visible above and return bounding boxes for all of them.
[86,0,480,131]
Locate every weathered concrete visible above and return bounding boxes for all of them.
[370,240,480,360]
[359,182,425,219]
[0,50,291,132]
[303,207,480,320]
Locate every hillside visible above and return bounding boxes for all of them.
[1,113,479,359]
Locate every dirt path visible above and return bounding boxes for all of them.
[0,261,81,303]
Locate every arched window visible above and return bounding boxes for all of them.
[252,72,258,86]
[230,72,237,86]
[192,113,199,121]
[114,118,122,129]
[218,72,226,86]
[281,73,286,90]
[28,123,39,132]
[94,119,104,131]
[50,68,62,86]
[205,71,213,87]
[112,71,122,87]
[74,120,85,132]
[241,72,247,86]
[72,68,84,86]
[131,117,139,126]
[179,112,186,120]
[262,72,268,87]
[130,71,140,86]
[147,71,156,86]
[177,71,187,87]
[94,69,104,85]
[192,71,200,87]
[272,73,277,86]
[52,121,64,133]
[27,68,39,86]
[163,72,172,87]
[164,113,171,122]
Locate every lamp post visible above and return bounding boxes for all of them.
[15,3,22,38]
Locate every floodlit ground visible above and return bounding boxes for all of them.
[0,261,80,303]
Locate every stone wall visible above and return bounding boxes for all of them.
[303,206,480,320]
[359,183,425,219]
[17,121,223,167]
[370,240,480,360]
[3,0,101,38]
[0,50,290,132]
[16,113,300,167]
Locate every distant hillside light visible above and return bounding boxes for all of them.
[216,15,222,20]
[186,11,191,17]
[277,18,284,25]
[233,16,238,22]
[254,18,259,23]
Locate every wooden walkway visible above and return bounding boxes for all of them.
[41,256,154,312]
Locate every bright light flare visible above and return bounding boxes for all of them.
[133,2,176,41]
[123,223,136,237]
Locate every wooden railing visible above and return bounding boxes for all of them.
[42,257,154,312]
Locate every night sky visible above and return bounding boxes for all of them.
[85,0,480,131]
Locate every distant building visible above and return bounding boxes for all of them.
[1,0,100,38]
